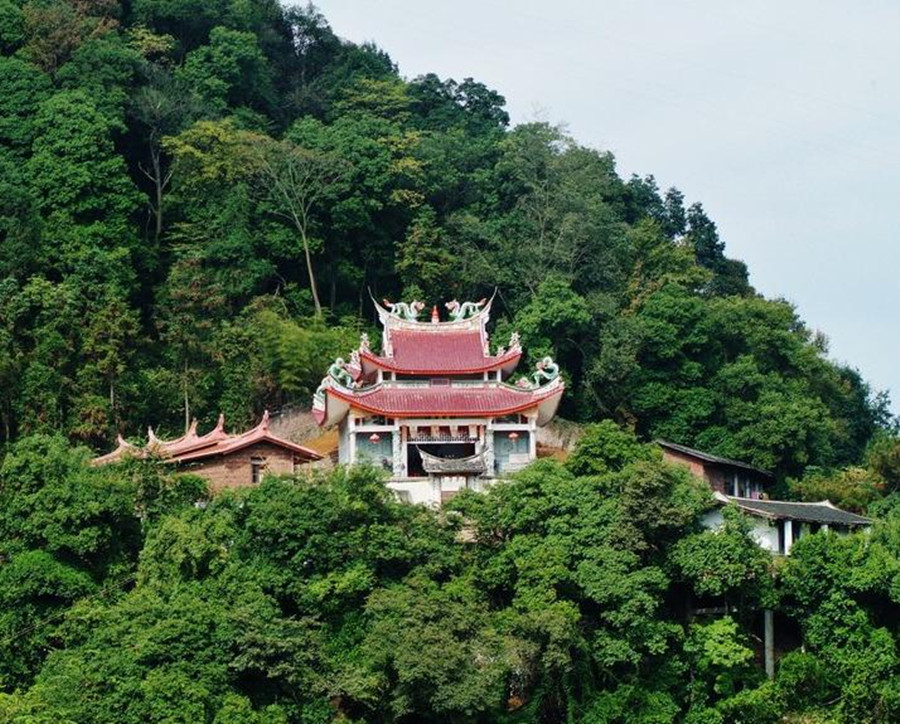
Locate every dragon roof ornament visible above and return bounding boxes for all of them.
[445,298,487,322]
[515,356,560,390]
[369,289,497,331]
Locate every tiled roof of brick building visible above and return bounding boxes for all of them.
[658,440,773,478]
[93,412,322,466]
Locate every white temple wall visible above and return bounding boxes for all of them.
[388,479,437,506]
[701,509,782,554]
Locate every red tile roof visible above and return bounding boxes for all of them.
[93,412,322,465]
[173,429,320,463]
[325,382,563,418]
[147,415,229,458]
[362,329,521,375]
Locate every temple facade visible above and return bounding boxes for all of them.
[312,296,564,505]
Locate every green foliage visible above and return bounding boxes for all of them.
[0,0,25,53]
[0,56,52,153]
[178,26,274,115]
[566,420,656,476]
[0,432,897,721]
[788,466,883,513]
[0,0,885,472]
[0,3,896,720]
[684,617,755,698]
[671,506,773,605]
[865,433,900,492]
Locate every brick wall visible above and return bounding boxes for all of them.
[182,442,307,494]
[662,448,729,493]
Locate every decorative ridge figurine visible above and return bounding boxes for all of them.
[445,298,487,321]
[516,356,560,389]
[383,299,425,321]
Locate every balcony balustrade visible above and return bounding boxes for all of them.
[406,430,479,443]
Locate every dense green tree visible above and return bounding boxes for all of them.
[26,90,143,280]
[0,5,896,718]
[178,26,275,116]
[155,255,227,431]
[0,56,52,154]
[0,0,25,53]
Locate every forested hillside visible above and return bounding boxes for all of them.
[0,0,890,478]
[2,1,900,722]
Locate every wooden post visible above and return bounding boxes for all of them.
[764,609,775,679]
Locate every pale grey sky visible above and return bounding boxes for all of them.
[317,0,900,412]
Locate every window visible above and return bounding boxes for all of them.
[251,456,265,485]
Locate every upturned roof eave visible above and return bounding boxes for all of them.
[322,380,564,420]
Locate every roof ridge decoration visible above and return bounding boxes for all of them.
[383,298,425,321]
[445,298,487,322]
[515,356,560,389]
[371,290,496,330]
[495,331,522,357]
[314,356,364,407]
[94,412,322,466]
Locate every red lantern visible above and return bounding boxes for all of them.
[369,433,381,444]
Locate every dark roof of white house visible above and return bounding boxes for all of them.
[657,440,773,478]
[723,496,870,526]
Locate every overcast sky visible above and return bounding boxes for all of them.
[317,0,900,413]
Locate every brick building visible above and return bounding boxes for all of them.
[93,412,322,493]
[658,439,773,498]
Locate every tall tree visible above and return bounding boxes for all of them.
[248,132,348,317]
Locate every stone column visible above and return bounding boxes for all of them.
[392,425,402,478]
[484,423,495,476]
[764,609,775,679]
[348,417,357,464]
[399,426,408,478]
[784,519,794,555]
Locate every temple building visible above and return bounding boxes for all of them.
[93,412,322,493]
[312,296,564,505]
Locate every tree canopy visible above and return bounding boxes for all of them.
[0,2,897,721]
[0,429,897,722]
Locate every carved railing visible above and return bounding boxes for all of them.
[407,431,479,443]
